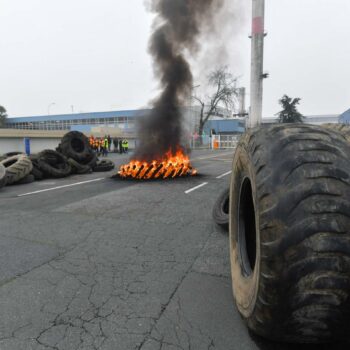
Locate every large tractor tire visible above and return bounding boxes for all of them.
[229,124,350,343]
[0,163,7,189]
[59,131,91,162]
[38,150,71,178]
[322,123,350,142]
[1,154,33,185]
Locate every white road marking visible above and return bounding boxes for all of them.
[18,178,105,197]
[185,182,208,194]
[216,171,232,179]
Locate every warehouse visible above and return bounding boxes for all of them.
[339,108,350,124]
[5,109,149,133]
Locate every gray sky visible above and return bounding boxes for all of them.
[0,0,349,118]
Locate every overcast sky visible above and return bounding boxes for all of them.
[0,0,349,118]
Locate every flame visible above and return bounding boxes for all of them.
[118,149,197,180]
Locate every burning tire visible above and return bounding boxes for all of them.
[0,163,7,189]
[58,131,91,162]
[212,187,229,229]
[38,150,71,178]
[229,124,350,343]
[1,154,33,185]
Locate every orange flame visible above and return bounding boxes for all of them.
[118,149,197,180]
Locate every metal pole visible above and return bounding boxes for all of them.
[249,0,265,128]
[239,87,246,117]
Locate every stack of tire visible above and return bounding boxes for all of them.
[0,131,115,190]
[0,153,34,188]
[56,131,115,173]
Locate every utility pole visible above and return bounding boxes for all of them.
[239,87,246,117]
[248,0,265,128]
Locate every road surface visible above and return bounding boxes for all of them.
[0,150,345,350]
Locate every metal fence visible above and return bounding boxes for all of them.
[190,134,241,149]
[211,135,240,149]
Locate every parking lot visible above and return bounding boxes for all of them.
[0,149,346,350]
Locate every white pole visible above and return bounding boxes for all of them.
[248,0,265,129]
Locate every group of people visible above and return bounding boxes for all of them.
[89,135,129,155]
[113,139,129,154]
[89,135,112,156]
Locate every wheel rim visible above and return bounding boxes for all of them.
[238,177,257,277]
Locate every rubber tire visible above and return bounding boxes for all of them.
[11,174,35,185]
[0,163,7,189]
[38,150,71,178]
[322,123,350,142]
[59,131,91,162]
[68,158,92,175]
[212,187,229,229]
[1,154,33,185]
[79,150,98,168]
[4,151,24,157]
[30,164,44,180]
[229,124,350,343]
[92,159,115,172]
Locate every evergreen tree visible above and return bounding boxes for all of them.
[277,95,304,123]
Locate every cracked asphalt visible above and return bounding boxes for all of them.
[0,149,346,350]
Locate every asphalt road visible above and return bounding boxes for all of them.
[0,149,345,350]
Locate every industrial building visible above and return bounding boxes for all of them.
[5,108,346,137]
[339,108,350,124]
[5,107,245,135]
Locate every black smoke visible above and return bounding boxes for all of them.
[134,0,222,161]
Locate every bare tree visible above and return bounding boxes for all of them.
[193,67,239,139]
[0,105,7,128]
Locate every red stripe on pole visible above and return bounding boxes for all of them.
[252,17,264,34]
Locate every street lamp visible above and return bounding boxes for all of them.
[48,102,56,115]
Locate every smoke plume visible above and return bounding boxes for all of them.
[134,0,223,161]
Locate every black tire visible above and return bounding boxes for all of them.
[30,164,44,180]
[0,163,7,189]
[212,187,229,229]
[79,150,98,168]
[59,131,91,162]
[229,124,350,343]
[11,174,35,185]
[322,123,350,142]
[4,151,24,157]
[67,158,92,175]
[92,159,115,172]
[38,150,71,178]
[29,154,45,180]
[1,154,33,185]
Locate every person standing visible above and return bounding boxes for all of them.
[113,138,118,153]
[107,135,112,152]
[124,139,129,153]
[119,139,123,154]
[99,137,104,156]
[104,136,109,157]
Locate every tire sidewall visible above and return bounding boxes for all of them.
[229,142,261,318]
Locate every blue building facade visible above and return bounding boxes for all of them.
[6,109,245,135]
[339,109,350,124]
[6,110,150,132]
[204,119,245,135]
